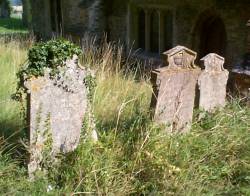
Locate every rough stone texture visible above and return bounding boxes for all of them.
[25,56,89,176]
[151,46,200,133]
[198,53,229,112]
[30,0,250,67]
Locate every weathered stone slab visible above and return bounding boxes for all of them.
[198,53,229,111]
[25,56,91,176]
[151,46,201,133]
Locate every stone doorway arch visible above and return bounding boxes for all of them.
[192,10,227,60]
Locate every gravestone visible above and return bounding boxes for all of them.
[198,53,229,111]
[151,46,201,133]
[25,55,97,177]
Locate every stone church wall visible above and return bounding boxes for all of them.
[31,0,250,67]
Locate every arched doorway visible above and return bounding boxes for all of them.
[193,11,227,59]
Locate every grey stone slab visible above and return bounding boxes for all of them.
[198,53,229,112]
[151,46,201,133]
[25,56,90,177]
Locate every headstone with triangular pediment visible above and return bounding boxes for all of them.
[151,46,201,133]
[198,53,229,112]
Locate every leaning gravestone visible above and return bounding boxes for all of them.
[151,46,201,133]
[25,55,97,177]
[198,53,229,111]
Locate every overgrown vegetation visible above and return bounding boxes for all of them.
[13,39,83,103]
[0,37,249,195]
[20,39,82,78]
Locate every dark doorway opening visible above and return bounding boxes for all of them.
[50,0,62,33]
[199,16,227,58]
[193,11,227,61]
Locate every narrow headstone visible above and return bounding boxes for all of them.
[151,46,201,133]
[25,55,97,177]
[198,53,229,111]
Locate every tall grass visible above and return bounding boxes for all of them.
[0,37,249,195]
[80,37,152,128]
[0,40,27,138]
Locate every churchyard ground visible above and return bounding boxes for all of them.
[0,37,249,195]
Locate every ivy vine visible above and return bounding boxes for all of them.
[13,38,97,120]
[13,39,83,102]
[20,38,82,79]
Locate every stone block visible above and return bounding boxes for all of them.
[198,53,229,112]
[25,56,90,176]
[151,46,201,133]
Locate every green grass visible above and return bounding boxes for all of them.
[0,38,249,195]
[0,41,26,138]
[0,17,28,34]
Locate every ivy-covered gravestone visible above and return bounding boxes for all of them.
[16,39,97,178]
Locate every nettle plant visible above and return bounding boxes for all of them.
[14,39,96,102]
